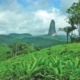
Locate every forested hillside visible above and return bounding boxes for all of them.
[0,34,67,48]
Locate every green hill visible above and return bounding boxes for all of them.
[0,34,67,48]
[0,43,80,80]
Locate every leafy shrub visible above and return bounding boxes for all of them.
[8,42,36,57]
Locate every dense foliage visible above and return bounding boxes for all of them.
[0,43,80,80]
[0,42,35,61]
[0,34,67,48]
[67,0,80,36]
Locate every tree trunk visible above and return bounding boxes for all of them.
[78,23,80,36]
[67,33,69,43]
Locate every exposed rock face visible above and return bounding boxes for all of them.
[48,19,56,36]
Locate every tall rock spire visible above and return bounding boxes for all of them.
[48,19,56,36]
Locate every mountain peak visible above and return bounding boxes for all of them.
[48,19,56,36]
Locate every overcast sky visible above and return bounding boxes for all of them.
[0,0,78,35]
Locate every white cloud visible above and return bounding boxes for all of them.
[0,7,70,35]
[0,0,78,35]
[34,8,59,23]
[34,8,69,34]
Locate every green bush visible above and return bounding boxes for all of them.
[8,42,36,57]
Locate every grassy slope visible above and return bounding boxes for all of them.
[0,43,80,79]
[0,44,10,61]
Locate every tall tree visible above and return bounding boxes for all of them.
[59,26,76,43]
[67,0,80,36]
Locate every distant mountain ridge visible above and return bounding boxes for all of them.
[0,33,67,48]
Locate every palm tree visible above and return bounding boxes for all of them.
[59,26,77,43]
